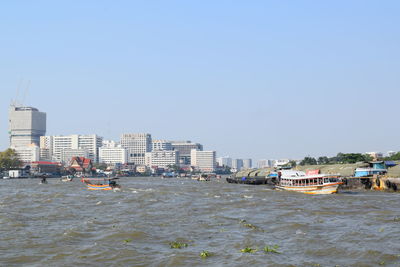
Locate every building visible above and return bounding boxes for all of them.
[366,152,384,160]
[39,136,53,161]
[242,159,252,169]
[13,145,40,162]
[216,156,232,167]
[257,159,269,169]
[120,133,152,165]
[9,105,46,147]
[99,146,128,165]
[30,161,62,175]
[190,149,216,172]
[145,150,178,168]
[62,148,89,164]
[232,159,244,171]
[47,134,103,163]
[69,157,93,174]
[171,141,203,164]
[152,140,172,151]
[387,151,397,157]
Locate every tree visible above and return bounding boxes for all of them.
[383,152,400,161]
[317,156,329,165]
[300,157,317,166]
[0,149,22,171]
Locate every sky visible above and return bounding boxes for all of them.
[1,0,399,161]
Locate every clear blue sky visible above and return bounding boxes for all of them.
[1,0,399,161]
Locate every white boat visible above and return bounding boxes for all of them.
[275,170,342,195]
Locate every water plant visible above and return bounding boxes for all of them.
[169,241,188,249]
[123,238,133,243]
[263,245,281,254]
[240,247,258,253]
[200,250,211,258]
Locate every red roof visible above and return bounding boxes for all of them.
[70,157,92,169]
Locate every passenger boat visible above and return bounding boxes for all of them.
[81,177,121,191]
[275,170,342,195]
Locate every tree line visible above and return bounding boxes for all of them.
[299,153,373,166]
[0,149,22,171]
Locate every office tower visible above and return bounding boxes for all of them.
[120,133,152,165]
[9,105,46,147]
[171,141,203,165]
[190,149,216,172]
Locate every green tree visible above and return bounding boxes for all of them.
[300,157,317,166]
[384,152,400,161]
[0,149,22,171]
[317,156,329,165]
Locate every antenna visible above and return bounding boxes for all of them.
[21,80,31,106]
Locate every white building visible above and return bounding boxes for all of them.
[190,149,216,172]
[145,150,178,168]
[387,151,397,157]
[99,146,128,165]
[46,134,103,163]
[366,152,384,160]
[232,159,243,171]
[243,159,252,169]
[120,133,152,165]
[9,105,46,147]
[13,145,40,162]
[257,159,269,168]
[152,140,172,151]
[102,140,119,148]
[216,156,232,167]
[171,141,203,164]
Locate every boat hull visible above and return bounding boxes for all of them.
[86,184,113,190]
[275,183,341,195]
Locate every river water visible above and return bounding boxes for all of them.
[1,177,399,267]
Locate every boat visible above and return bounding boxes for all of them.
[226,176,268,185]
[354,161,387,177]
[81,177,121,191]
[60,175,74,182]
[275,170,342,194]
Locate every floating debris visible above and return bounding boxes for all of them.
[123,239,133,243]
[240,247,258,253]
[263,245,281,254]
[200,250,211,258]
[169,241,188,249]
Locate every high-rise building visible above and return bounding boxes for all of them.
[242,159,252,169]
[13,145,40,162]
[145,150,178,168]
[9,105,46,147]
[120,133,152,165]
[99,146,128,165]
[190,149,216,172]
[232,159,244,171]
[45,134,103,163]
[257,159,269,168]
[39,136,53,161]
[171,141,203,165]
[216,156,232,167]
[152,140,172,151]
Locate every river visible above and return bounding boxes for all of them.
[1,177,399,266]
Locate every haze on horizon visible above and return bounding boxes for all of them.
[1,1,399,161]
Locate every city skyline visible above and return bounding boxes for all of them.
[1,1,400,160]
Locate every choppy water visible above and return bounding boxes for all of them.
[1,177,400,267]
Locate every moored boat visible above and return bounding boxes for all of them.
[81,177,121,191]
[275,170,342,194]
